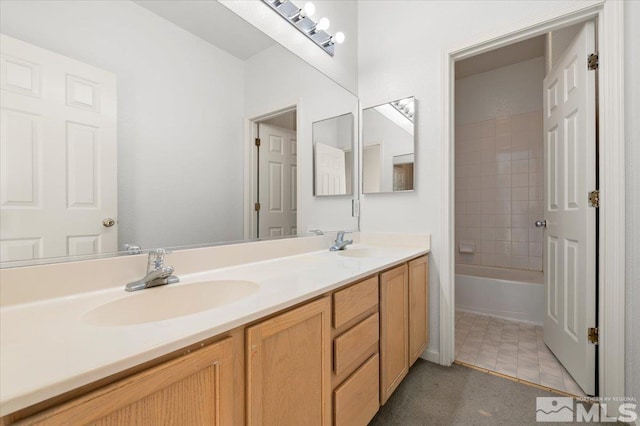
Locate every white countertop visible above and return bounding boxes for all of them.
[0,242,429,416]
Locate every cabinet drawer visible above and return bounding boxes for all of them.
[334,354,380,426]
[333,276,378,329]
[334,313,379,376]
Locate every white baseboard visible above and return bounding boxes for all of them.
[420,348,440,364]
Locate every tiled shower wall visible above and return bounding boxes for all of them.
[455,110,543,271]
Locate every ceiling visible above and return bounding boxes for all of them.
[134,0,274,60]
[455,35,546,79]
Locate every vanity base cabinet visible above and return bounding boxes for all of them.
[246,296,332,426]
[379,264,409,405]
[409,255,429,366]
[14,336,237,426]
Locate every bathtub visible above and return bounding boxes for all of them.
[455,264,544,325]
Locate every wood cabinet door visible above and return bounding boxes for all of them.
[21,337,236,425]
[246,296,332,426]
[409,255,429,366]
[379,264,409,404]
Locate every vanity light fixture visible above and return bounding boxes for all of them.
[261,0,344,56]
[391,98,415,122]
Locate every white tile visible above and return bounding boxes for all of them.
[481,227,496,240]
[481,253,496,266]
[495,254,512,268]
[529,172,541,187]
[496,187,512,202]
[512,242,529,256]
[512,187,528,201]
[480,137,495,151]
[529,228,544,243]
[529,242,542,257]
[495,214,511,228]
[512,256,529,270]
[512,150,529,160]
[529,257,543,271]
[496,174,511,188]
[512,200,529,215]
[496,160,511,175]
[481,215,495,228]
[512,173,529,187]
[512,159,529,174]
[528,158,540,173]
[512,228,529,242]
[495,228,512,242]
[495,241,512,255]
[512,214,529,228]
[529,186,542,201]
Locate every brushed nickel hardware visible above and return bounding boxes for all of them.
[124,244,142,255]
[588,327,599,344]
[102,218,115,227]
[589,190,600,208]
[125,248,179,292]
[330,231,353,251]
[535,220,547,228]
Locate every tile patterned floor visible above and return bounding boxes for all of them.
[455,311,586,396]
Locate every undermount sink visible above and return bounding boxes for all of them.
[337,248,389,258]
[83,280,259,326]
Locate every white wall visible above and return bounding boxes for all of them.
[0,0,245,250]
[362,109,414,193]
[244,44,359,233]
[455,57,544,125]
[221,0,358,95]
[624,0,640,406]
[357,0,614,362]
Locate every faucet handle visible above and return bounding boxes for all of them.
[147,248,171,270]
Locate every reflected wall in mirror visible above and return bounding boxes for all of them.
[362,96,415,193]
[313,113,354,196]
[0,0,359,266]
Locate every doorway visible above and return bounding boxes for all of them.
[451,22,598,396]
[441,0,625,408]
[251,108,298,239]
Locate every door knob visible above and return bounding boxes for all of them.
[102,218,116,227]
[535,220,547,228]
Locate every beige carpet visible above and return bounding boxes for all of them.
[370,360,606,425]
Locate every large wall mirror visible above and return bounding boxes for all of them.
[362,96,415,193]
[0,0,359,266]
[313,113,354,196]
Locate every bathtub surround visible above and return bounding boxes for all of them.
[455,57,544,272]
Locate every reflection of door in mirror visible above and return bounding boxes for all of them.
[256,121,297,239]
[393,154,415,191]
[312,113,354,197]
[0,35,117,262]
[362,145,381,193]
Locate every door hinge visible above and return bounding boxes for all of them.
[588,190,600,208]
[588,327,599,345]
[588,53,599,70]
[255,137,261,147]
[254,202,261,212]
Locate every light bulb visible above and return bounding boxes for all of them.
[303,2,316,17]
[333,31,345,44]
[316,17,330,31]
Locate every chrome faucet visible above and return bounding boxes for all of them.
[125,248,179,292]
[330,231,353,251]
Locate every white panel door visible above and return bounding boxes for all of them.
[362,144,381,193]
[0,35,117,261]
[258,123,296,238]
[542,22,596,395]
[314,142,346,196]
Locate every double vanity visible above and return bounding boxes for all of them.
[0,233,430,425]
